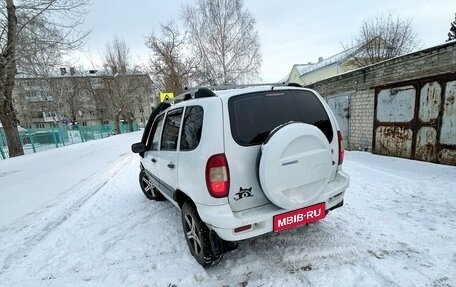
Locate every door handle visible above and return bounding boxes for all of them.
[167,162,175,169]
[151,158,157,163]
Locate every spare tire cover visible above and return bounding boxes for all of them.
[258,122,332,210]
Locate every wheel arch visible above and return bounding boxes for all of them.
[174,189,194,209]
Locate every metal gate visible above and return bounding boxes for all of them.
[373,73,456,165]
[326,93,351,148]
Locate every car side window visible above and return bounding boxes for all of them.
[160,108,183,151]
[180,106,204,151]
[145,115,164,151]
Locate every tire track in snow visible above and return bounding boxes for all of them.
[210,221,369,286]
[0,153,132,274]
[279,229,367,274]
[0,152,128,234]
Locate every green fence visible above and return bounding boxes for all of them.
[0,122,139,159]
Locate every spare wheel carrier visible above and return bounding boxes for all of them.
[258,122,332,210]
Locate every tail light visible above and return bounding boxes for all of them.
[205,154,230,198]
[337,131,345,165]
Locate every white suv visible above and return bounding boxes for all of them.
[131,85,349,266]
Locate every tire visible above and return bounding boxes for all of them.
[181,201,218,267]
[139,170,166,201]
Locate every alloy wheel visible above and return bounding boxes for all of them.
[141,173,156,198]
[184,214,202,256]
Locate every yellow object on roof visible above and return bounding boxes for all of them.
[160,92,174,102]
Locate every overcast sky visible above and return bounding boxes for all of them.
[70,0,456,83]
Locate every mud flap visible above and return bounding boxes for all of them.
[328,200,344,212]
[209,230,238,260]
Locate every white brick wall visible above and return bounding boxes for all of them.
[348,91,374,151]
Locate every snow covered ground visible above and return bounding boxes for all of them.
[0,132,455,287]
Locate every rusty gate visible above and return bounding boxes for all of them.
[326,93,351,148]
[373,73,456,165]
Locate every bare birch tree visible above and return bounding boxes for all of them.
[182,0,261,85]
[344,13,421,68]
[101,37,150,134]
[48,75,92,125]
[146,21,199,96]
[0,0,90,157]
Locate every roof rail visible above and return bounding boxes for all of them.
[174,87,217,103]
[186,82,287,91]
[173,82,303,103]
[195,87,216,98]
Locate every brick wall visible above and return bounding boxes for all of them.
[308,41,456,152]
[348,91,375,151]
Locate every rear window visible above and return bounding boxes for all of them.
[228,90,333,146]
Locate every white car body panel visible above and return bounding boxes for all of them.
[176,98,228,206]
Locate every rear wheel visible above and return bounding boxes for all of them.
[139,170,166,201]
[181,201,219,267]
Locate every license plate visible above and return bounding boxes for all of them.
[273,202,326,232]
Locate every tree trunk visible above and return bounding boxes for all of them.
[113,112,121,134]
[0,0,24,157]
[127,112,134,132]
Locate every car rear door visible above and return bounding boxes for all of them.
[156,108,184,199]
[224,89,338,212]
[142,115,165,188]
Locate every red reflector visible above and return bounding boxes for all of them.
[337,131,345,165]
[234,224,252,233]
[206,154,230,198]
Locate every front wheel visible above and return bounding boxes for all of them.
[139,170,166,201]
[181,202,219,267]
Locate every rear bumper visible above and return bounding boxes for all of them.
[196,170,350,241]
